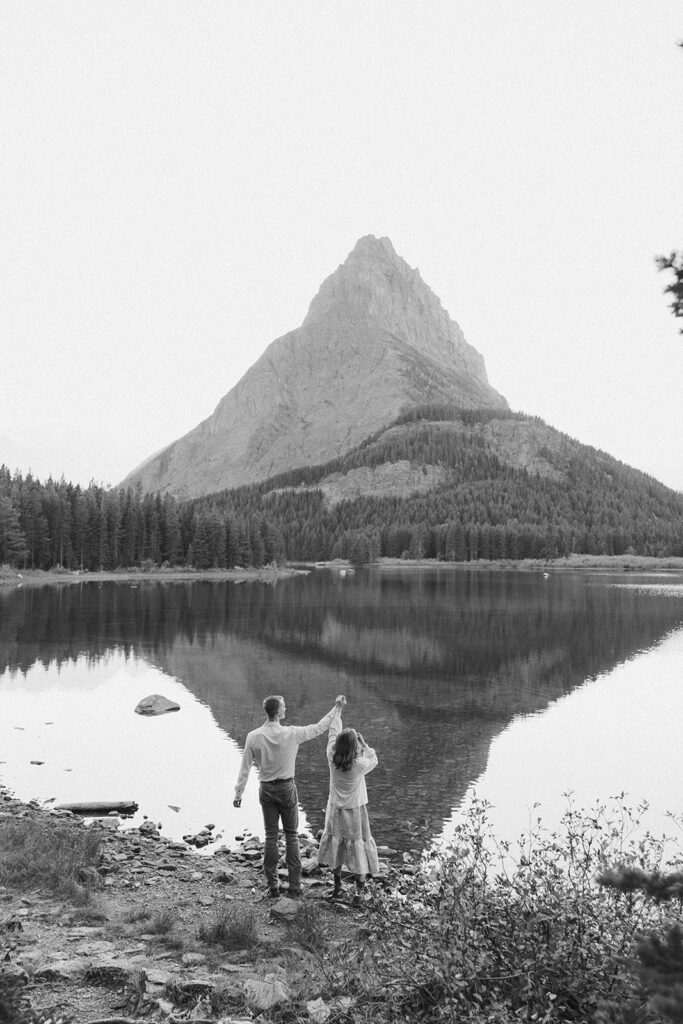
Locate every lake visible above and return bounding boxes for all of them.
[1,568,682,854]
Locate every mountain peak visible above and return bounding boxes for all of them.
[304,236,477,372]
[349,234,398,259]
[122,235,507,497]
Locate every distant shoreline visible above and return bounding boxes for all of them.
[0,564,308,588]
[306,554,683,573]
[372,554,683,573]
[2,553,682,589]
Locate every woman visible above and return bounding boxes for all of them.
[317,696,380,902]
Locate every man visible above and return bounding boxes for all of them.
[233,694,345,897]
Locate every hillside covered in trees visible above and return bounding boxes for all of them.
[2,408,682,571]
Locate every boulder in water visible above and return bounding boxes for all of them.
[134,694,180,716]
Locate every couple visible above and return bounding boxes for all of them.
[233,694,379,901]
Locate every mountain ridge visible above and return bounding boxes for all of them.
[194,404,683,563]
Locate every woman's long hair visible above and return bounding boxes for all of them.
[332,728,358,772]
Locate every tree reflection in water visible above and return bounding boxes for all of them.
[1,569,682,848]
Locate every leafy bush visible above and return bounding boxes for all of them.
[286,901,331,952]
[339,798,682,1023]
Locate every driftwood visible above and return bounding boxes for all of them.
[55,801,138,816]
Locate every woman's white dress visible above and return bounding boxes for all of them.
[317,715,380,876]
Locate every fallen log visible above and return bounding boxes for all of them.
[54,801,138,816]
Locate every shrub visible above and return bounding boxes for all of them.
[197,902,259,950]
[147,908,178,935]
[0,974,36,1024]
[122,905,153,924]
[0,817,102,903]
[345,798,682,1022]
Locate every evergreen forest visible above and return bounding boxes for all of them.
[1,408,682,571]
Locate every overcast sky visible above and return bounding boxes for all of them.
[1,3,682,493]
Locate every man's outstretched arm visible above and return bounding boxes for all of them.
[289,695,346,744]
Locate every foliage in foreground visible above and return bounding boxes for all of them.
[320,799,683,1023]
[0,974,38,1024]
[0,817,102,903]
[599,866,683,1024]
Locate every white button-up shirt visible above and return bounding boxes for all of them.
[234,706,340,800]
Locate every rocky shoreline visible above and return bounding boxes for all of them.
[0,785,402,1024]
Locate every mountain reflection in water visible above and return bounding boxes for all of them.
[1,569,682,850]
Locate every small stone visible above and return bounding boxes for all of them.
[244,975,291,1011]
[269,897,302,922]
[75,940,115,956]
[213,870,234,884]
[181,952,207,967]
[307,997,332,1023]
[36,959,87,981]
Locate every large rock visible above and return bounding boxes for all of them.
[134,694,180,716]
[123,235,507,498]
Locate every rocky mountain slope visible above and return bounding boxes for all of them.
[204,406,683,561]
[123,236,507,498]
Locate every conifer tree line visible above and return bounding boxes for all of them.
[1,408,682,570]
[0,466,285,571]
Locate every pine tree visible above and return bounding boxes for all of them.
[191,512,213,569]
[0,495,26,566]
[656,251,683,333]
[599,868,683,1022]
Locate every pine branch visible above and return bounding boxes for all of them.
[598,866,683,901]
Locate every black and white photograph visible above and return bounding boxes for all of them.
[1,5,682,1022]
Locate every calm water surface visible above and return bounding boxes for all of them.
[1,569,682,852]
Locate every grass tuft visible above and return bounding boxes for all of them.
[0,817,102,903]
[147,908,179,935]
[197,901,259,950]
[122,905,153,924]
